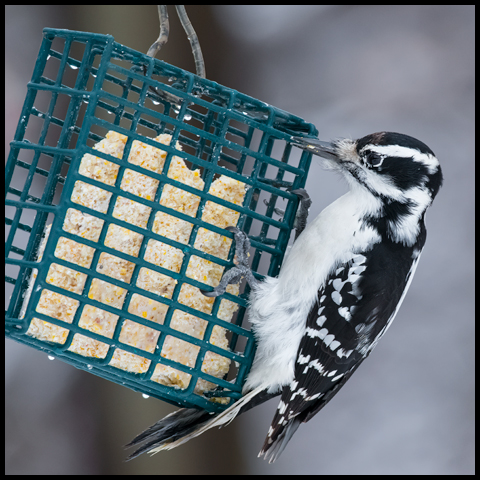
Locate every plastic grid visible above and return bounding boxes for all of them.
[5,29,317,412]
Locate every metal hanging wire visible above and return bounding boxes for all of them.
[147,5,206,79]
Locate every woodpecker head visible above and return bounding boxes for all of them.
[292,131,443,245]
[293,131,442,202]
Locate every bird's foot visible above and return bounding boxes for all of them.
[264,188,311,240]
[290,188,312,239]
[200,227,257,298]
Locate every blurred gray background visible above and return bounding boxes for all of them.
[5,5,474,475]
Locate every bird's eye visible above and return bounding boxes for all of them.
[363,150,383,168]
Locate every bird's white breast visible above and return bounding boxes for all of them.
[244,189,382,393]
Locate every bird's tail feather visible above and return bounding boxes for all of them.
[258,418,302,463]
[126,386,269,460]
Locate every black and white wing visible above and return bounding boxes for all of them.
[259,237,424,462]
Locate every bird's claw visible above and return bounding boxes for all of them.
[200,227,257,297]
[263,199,286,217]
[289,188,311,202]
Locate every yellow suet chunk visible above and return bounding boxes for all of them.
[25,131,246,398]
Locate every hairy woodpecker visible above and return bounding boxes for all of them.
[126,131,443,463]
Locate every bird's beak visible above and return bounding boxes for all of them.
[291,136,338,160]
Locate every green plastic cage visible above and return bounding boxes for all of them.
[5,28,317,413]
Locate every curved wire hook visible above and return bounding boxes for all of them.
[147,5,206,79]
[175,5,206,79]
[147,5,170,59]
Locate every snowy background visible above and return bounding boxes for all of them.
[5,5,474,475]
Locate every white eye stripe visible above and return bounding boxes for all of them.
[361,144,439,172]
[361,145,415,158]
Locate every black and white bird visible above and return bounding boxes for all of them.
[126,131,443,463]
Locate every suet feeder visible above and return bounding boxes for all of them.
[5,25,317,412]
